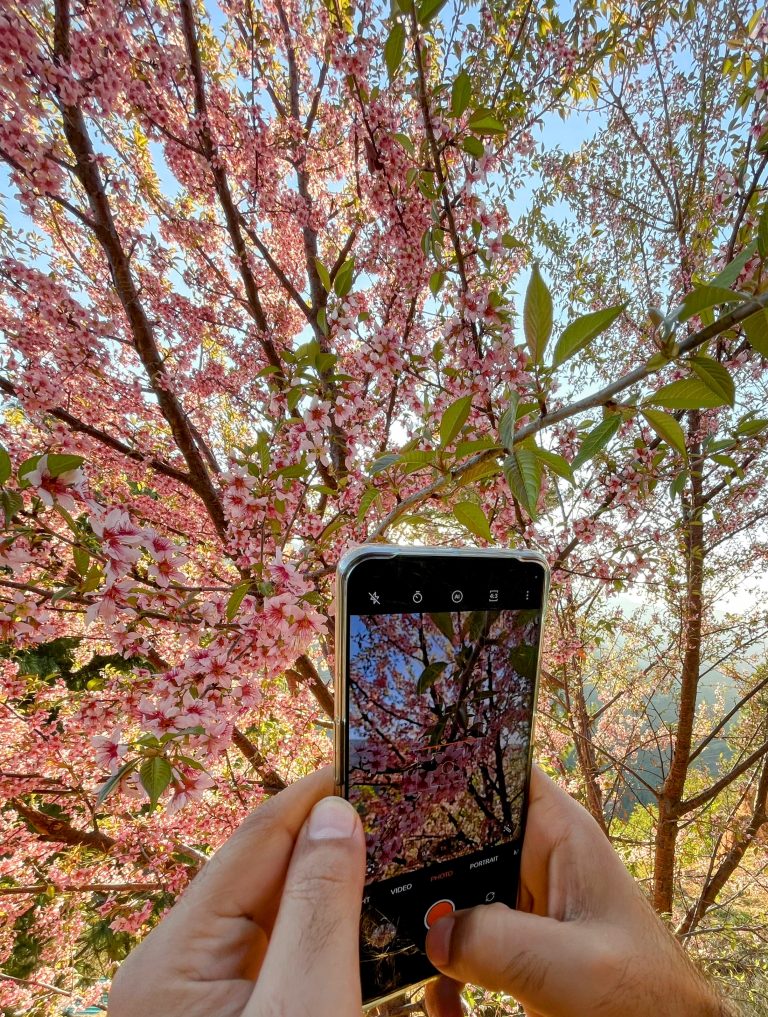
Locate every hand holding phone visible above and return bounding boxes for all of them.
[335,545,548,1006]
[424,766,737,1017]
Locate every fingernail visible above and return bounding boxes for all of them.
[308,796,358,840]
[426,915,454,969]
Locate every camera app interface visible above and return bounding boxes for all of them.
[346,558,543,1001]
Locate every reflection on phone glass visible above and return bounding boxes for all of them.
[347,604,541,1002]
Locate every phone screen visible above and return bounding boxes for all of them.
[340,551,546,1004]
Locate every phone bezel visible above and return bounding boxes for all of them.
[334,543,550,1009]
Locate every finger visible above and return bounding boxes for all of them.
[251,795,366,1017]
[424,975,465,1017]
[116,769,336,990]
[521,767,631,920]
[178,766,333,928]
[425,903,613,1017]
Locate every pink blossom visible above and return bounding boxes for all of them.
[92,728,128,773]
[25,454,85,513]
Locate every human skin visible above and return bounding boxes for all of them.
[423,767,738,1017]
[108,766,736,1017]
[107,767,366,1017]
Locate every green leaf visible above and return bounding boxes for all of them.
[503,448,542,519]
[45,454,84,478]
[429,612,455,641]
[73,546,90,576]
[82,564,103,593]
[318,514,346,544]
[523,264,553,365]
[226,581,250,621]
[669,470,687,500]
[139,756,173,807]
[737,416,768,436]
[689,355,735,406]
[17,455,42,483]
[317,307,328,336]
[394,132,415,156]
[450,71,471,117]
[384,22,406,78]
[356,487,380,522]
[759,204,768,259]
[646,351,672,373]
[440,394,473,447]
[369,453,400,475]
[429,269,445,296]
[532,446,575,484]
[553,305,623,366]
[742,308,768,355]
[314,258,331,291]
[96,760,137,807]
[455,458,502,486]
[0,446,10,486]
[468,109,505,135]
[453,501,493,542]
[675,286,743,323]
[417,0,448,24]
[711,453,739,470]
[646,378,728,410]
[333,258,355,298]
[708,239,757,288]
[399,449,436,466]
[498,392,519,451]
[462,136,484,158]
[1,489,22,524]
[641,409,687,459]
[455,436,497,457]
[277,461,307,478]
[417,661,448,694]
[571,415,621,470]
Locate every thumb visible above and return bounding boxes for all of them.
[426,903,614,1017]
[248,795,366,1016]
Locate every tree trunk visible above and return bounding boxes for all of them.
[571,666,608,834]
[653,415,705,915]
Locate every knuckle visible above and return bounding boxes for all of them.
[455,905,550,995]
[284,866,350,905]
[498,947,550,996]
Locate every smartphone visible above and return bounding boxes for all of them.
[334,544,549,1007]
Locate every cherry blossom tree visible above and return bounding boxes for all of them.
[2,0,768,1012]
[523,4,768,1005]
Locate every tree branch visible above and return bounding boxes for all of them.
[372,289,768,537]
[676,754,768,938]
[52,0,228,540]
[231,727,287,792]
[0,376,195,488]
[292,653,334,718]
[9,798,116,852]
[677,736,768,816]
[177,0,286,377]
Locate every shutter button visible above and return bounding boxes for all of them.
[424,899,455,929]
